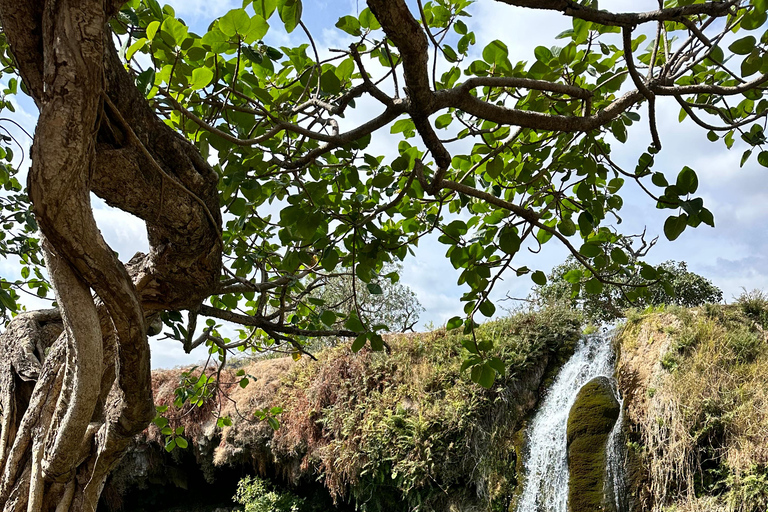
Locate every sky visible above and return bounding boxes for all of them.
[2,0,767,368]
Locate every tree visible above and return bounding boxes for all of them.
[314,263,425,336]
[534,257,724,322]
[0,0,765,509]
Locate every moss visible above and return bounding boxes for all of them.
[566,376,620,512]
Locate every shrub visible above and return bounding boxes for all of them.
[234,475,305,512]
[735,289,768,328]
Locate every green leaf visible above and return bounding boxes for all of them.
[320,69,341,94]
[557,218,577,236]
[136,68,155,97]
[279,0,302,33]
[640,265,657,280]
[345,315,365,332]
[742,9,767,30]
[487,357,506,376]
[447,316,463,330]
[483,40,509,65]
[253,0,278,19]
[664,214,688,241]
[435,113,453,129]
[477,363,496,389]
[758,151,768,168]
[220,9,251,38]
[189,67,214,90]
[351,334,366,352]
[359,8,380,30]
[611,248,629,265]
[498,226,521,255]
[563,269,582,283]
[741,149,753,167]
[161,17,188,46]
[741,52,762,77]
[164,439,176,452]
[175,437,188,449]
[335,15,361,36]
[579,243,601,258]
[239,377,249,388]
[369,333,384,351]
[126,38,146,61]
[699,208,715,227]
[479,300,496,317]
[651,172,668,187]
[730,36,756,55]
[676,166,698,195]
[366,283,383,295]
[461,338,479,354]
[321,310,336,326]
[531,270,547,286]
[584,278,603,294]
[246,15,270,41]
[267,417,280,430]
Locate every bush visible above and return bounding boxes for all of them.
[234,475,305,512]
[736,289,768,328]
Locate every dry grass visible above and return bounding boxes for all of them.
[617,303,768,512]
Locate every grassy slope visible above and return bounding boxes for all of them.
[616,296,768,512]
[116,306,580,512]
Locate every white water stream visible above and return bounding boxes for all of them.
[515,334,626,512]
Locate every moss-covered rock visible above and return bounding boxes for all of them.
[566,376,620,512]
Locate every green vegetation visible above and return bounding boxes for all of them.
[535,259,723,323]
[219,306,581,512]
[616,293,768,512]
[234,475,306,512]
[566,376,621,512]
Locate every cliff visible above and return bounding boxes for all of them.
[616,295,768,512]
[101,306,581,512]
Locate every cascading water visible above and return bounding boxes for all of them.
[515,333,626,512]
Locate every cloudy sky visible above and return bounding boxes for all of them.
[3,0,766,367]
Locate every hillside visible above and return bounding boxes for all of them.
[101,306,581,512]
[616,293,768,512]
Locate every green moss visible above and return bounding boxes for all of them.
[566,376,620,512]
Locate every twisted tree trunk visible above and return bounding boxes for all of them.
[0,1,221,510]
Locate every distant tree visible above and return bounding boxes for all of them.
[316,263,424,335]
[534,258,723,322]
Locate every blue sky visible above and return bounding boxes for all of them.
[3,0,767,367]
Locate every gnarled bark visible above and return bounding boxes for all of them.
[0,0,222,510]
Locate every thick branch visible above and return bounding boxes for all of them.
[493,0,738,27]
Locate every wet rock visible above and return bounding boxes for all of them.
[566,376,620,512]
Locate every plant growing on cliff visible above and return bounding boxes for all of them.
[234,475,306,512]
[0,0,767,509]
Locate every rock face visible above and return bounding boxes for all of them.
[566,376,620,512]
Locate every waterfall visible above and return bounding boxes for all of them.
[515,333,626,512]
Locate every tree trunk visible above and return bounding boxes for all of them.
[0,1,222,510]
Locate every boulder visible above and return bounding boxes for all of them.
[566,376,620,512]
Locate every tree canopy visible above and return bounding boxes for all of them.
[0,0,767,510]
[535,257,724,322]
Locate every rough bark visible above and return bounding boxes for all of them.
[0,0,221,510]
